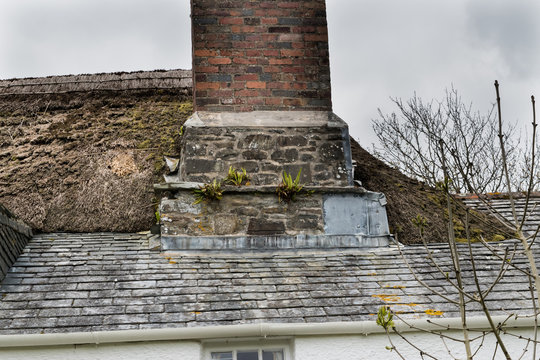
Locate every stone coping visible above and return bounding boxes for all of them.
[184,111,348,128]
[155,183,372,195]
[0,213,32,238]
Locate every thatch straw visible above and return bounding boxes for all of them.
[0,69,192,96]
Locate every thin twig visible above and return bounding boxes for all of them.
[520,95,537,232]
[391,328,439,359]
[383,328,407,360]
[528,273,538,360]
[466,211,512,359]
[440,138,473,359]
[495,80,519,227]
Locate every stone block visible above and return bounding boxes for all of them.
[271,148,299,162]
[184,159,218,174]
[319,142,344,162]
[215,148,237,160]
[232,207,259,217]
[184,143,207,157]
[242,149,268,160]
[313,170,333,182]
[186,175,211,183]
[300,154,315,162]
[247,219,285,235]
[288,214,320,230]
[277,135,308,147]
[214,215,239,235]
[253,173,280,185]
[238,134,274,150]
[232,161,260,173]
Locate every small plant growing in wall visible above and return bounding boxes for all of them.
[224,166,250,186]
[151,211,161,235]
[276,170,304,203]
[193,179,223,204]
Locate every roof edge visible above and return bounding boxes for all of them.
[0,69,192,96]
[0,315,536,349]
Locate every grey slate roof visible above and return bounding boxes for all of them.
[0,232,537,335]
[462,195,540,237]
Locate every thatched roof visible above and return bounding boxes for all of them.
[0,69,192,96]
[0,69,193,233]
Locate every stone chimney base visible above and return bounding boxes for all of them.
[155,111,392,251]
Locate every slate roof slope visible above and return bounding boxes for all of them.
[461,194,540,236]
[0,233,537,335]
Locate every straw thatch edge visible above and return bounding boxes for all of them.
[0,69,192,96]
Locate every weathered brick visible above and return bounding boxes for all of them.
[192,0,332,111]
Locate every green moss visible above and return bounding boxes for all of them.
[154,159,164,173]
[137,140,151,149]
[492,234,506,242]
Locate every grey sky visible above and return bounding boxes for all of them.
[1,0,539,146]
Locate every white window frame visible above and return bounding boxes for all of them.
[203,339,292,360]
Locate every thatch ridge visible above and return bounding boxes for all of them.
[0,69,192,96]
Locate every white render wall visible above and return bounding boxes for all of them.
[295,330,537,360]
[1,340,200,360]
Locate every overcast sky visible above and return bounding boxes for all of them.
[1,0,539,147]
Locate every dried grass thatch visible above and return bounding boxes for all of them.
[0,69,193,233]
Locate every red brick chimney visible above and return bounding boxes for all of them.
[191,0,332,112]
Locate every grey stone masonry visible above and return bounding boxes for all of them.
[157,184,390,250]
[162,110,389,248]
[0,205,32,282]
[161,187,324,237]
[179,111,353,187]
[0,232,538,335]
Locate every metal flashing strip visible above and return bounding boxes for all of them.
[160,234,391,251]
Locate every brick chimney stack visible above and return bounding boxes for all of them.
[191,0,332,112]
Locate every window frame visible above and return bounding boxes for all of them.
[203,339,292,360]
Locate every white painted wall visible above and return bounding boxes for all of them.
[295,330,537,360]
[1,340,200,360]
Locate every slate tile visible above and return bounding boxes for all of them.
[73,298,113,307]
[241,309,280,319]
[27,299,73,308]
[153,295,197,304]
[32,283,78,292]
[81,306,126,316]
[195,310,242,322]
[278,307,325,318]
[11,317,58,329]
[43,291,89,300]
[103,314,149,325]
[0,301,29,310]
[0,309,38,319]
[125,305,164,314]
[38,308,82,317]
[149,312,195,323]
